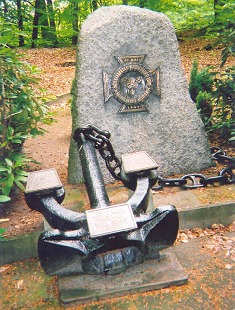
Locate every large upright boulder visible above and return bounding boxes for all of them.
[68,5,211,183]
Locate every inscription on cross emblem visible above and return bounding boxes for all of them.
[103,55,160,113]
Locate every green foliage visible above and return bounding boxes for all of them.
[189,59,214,126]
[206,1,235,66]
[0,0,219,47]
[195,91,213,128]
[189,59,235,142]
[212,67,235,138]
[0,21,53,204]
[147,0,214,32]
[213,0,234,28]
[0,153,30,199]
[0,0,231,48]
[0,227,6,239]
[221,31,235,67]
[189,59,214,99]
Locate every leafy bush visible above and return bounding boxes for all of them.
[0,154,30,203]
[206,1,235,67]
[212,67,235,139]
[0,21,53,203]
[221,33,235,67]
[189,60,235,142]
[189,59,214,128]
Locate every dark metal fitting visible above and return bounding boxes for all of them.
[182,174,206,189]
[106,155,122,181]
[215,154,235,167]
[90,125,111,139]
[73,126,93,142]
[210,146,226,158]
[220,167,235,184]
[200,175,227,185]
[158,177,187,187]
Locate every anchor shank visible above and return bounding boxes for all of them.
[79,137,110,209]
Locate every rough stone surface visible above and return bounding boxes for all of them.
[59,252,188,307]
[68,5,211,184]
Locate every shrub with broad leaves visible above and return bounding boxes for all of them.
[0,21,53,204]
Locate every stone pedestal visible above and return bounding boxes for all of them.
[68,6,211,184]
[59,252,188,307]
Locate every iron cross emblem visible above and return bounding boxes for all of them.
[103,55,160,113]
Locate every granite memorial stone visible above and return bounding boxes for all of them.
[68,5,212,184]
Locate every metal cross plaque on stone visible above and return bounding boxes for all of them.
[86,203,137,238]
[103,55,160,113]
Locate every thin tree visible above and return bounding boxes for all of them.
[32,0,50,47]
[39,0,49,40]
[32,0,40,47]
[16,0,24,46]
[46,0,58,46]
[70,0,79,45]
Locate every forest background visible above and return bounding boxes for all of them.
[1,0,234,47]
[0,0,235,205]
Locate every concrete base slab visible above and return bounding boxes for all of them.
[58,252,188,307]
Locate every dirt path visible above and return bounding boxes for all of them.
[24,102,71,184]
[0,100,72,237]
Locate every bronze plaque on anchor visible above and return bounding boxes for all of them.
[103,55,160,113]
[86,203,137,238]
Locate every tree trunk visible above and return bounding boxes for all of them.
[70,0,79,45]
[122,0,128,4]
[39,0,49,40]
[17,0,24,46]
[32,0,40,47]
[32,0,50,47]
[46,0,58,46]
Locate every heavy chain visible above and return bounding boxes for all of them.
[73,125,122,180]
[74,126,235,189]
[153,146,235,190]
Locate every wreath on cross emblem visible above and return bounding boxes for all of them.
[103,55,160,113]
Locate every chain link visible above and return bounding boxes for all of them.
[153,147,235,190]
[74,126,235,189]
[220,167,235,183]
[74,125,122,181]
[182,174,206,189]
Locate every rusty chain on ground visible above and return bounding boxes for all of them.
[73,126,235,190]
